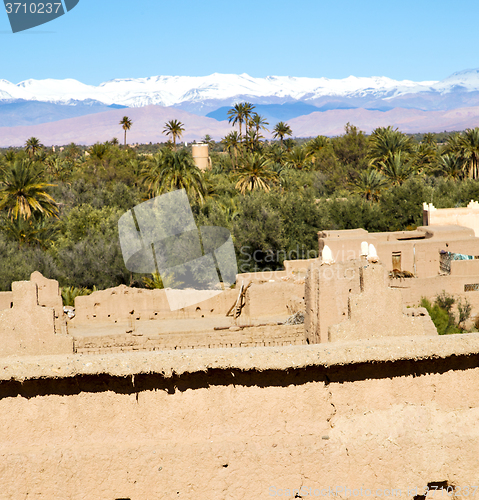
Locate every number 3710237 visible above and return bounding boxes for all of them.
[5,3,62,14]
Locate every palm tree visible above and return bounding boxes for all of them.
[141,150,165,194]
[378,152,415,186]
[368,126,414,168]
[201,171,219,200]
[45,156,71,182]
[251,113,269,134]
[34,148,48,163]
[65,142,81,162]
[283,138,296,152]
[264,144,285,168]
[227,103,247,141]
[201,134,215,149]
[0,159,58,220]
[459,128,479,179]
[163,119,185,151]
[25,137,43,158]
[142,149,205,202]
[1,214,42,247]
[273,122,292,148]
[222,131,241,169]
[217,197,240,223]
[438,154,466,181]
[249,113,269,150]
[89,142,109,162]
[4,150,16,164]
[242,102,255,138]
[119,116,133,146]
[443,132,462,155]
[244,129,258,152]
[235,152,278,194]
[1,214,58,248]
[351,168,388,202]
[283,146,312,170]
[304,135,329,162]
[415,139,438,175]
[422,132,436,145]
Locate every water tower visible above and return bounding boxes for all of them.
[192,143,211,171]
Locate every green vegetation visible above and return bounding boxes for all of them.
[2,110,479,302]
[420,292,472,335]
[61,286,96,307]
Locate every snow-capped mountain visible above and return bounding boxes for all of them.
[1,70,478,114]
[0,73,424,106]
[432,68,479,92]
[1,69,479,130]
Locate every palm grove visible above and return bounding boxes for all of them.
[1,102,479,298]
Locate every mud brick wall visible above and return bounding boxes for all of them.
[1,334,478,499]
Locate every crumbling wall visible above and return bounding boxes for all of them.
[235,259,318,286]
[0,335,478,499]
[235,270,289,284]
[74,285,239,323]
[74,324,305,354]
[305,260,360,343]
[0,279,72,357]
[391,274,479,326]
[243,281,305,321]
[329,264,437,342]
[74,280,305,327]
[306,260,437,344]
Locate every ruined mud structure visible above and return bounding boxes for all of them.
[1,217,479,498]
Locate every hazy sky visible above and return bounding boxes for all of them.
[2,0,478,84]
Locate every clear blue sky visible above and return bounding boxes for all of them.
[1,0,478,85]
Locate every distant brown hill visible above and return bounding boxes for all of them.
[0,105,232,147]
[1,104,479,146]
[288,106,479,136]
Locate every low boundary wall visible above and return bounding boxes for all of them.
[1,334,479,499]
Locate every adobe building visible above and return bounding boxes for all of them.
[2,223,479,497]
[0,270,478,496]
[318,225,479,279]
[423,199,479,236]
[0,271,72,357]
[305,259,437,344]
[318,224,479,326]
[0,271,307,355]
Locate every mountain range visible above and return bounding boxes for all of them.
[1,68,479,145]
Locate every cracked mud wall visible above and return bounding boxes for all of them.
[1,351,478,500]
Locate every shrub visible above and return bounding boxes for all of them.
[0,236,59,291]
[61,286,95,307]
[457,298,472,329]
[420,291,468,335]
[420,298,456,335]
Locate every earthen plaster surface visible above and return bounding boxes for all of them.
[1,336,479,499]
[2,333,479,382]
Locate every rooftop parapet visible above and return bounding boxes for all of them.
[1,332,478,383]
[423,200,479,236]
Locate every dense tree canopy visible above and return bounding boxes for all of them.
[2,121,479,295]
